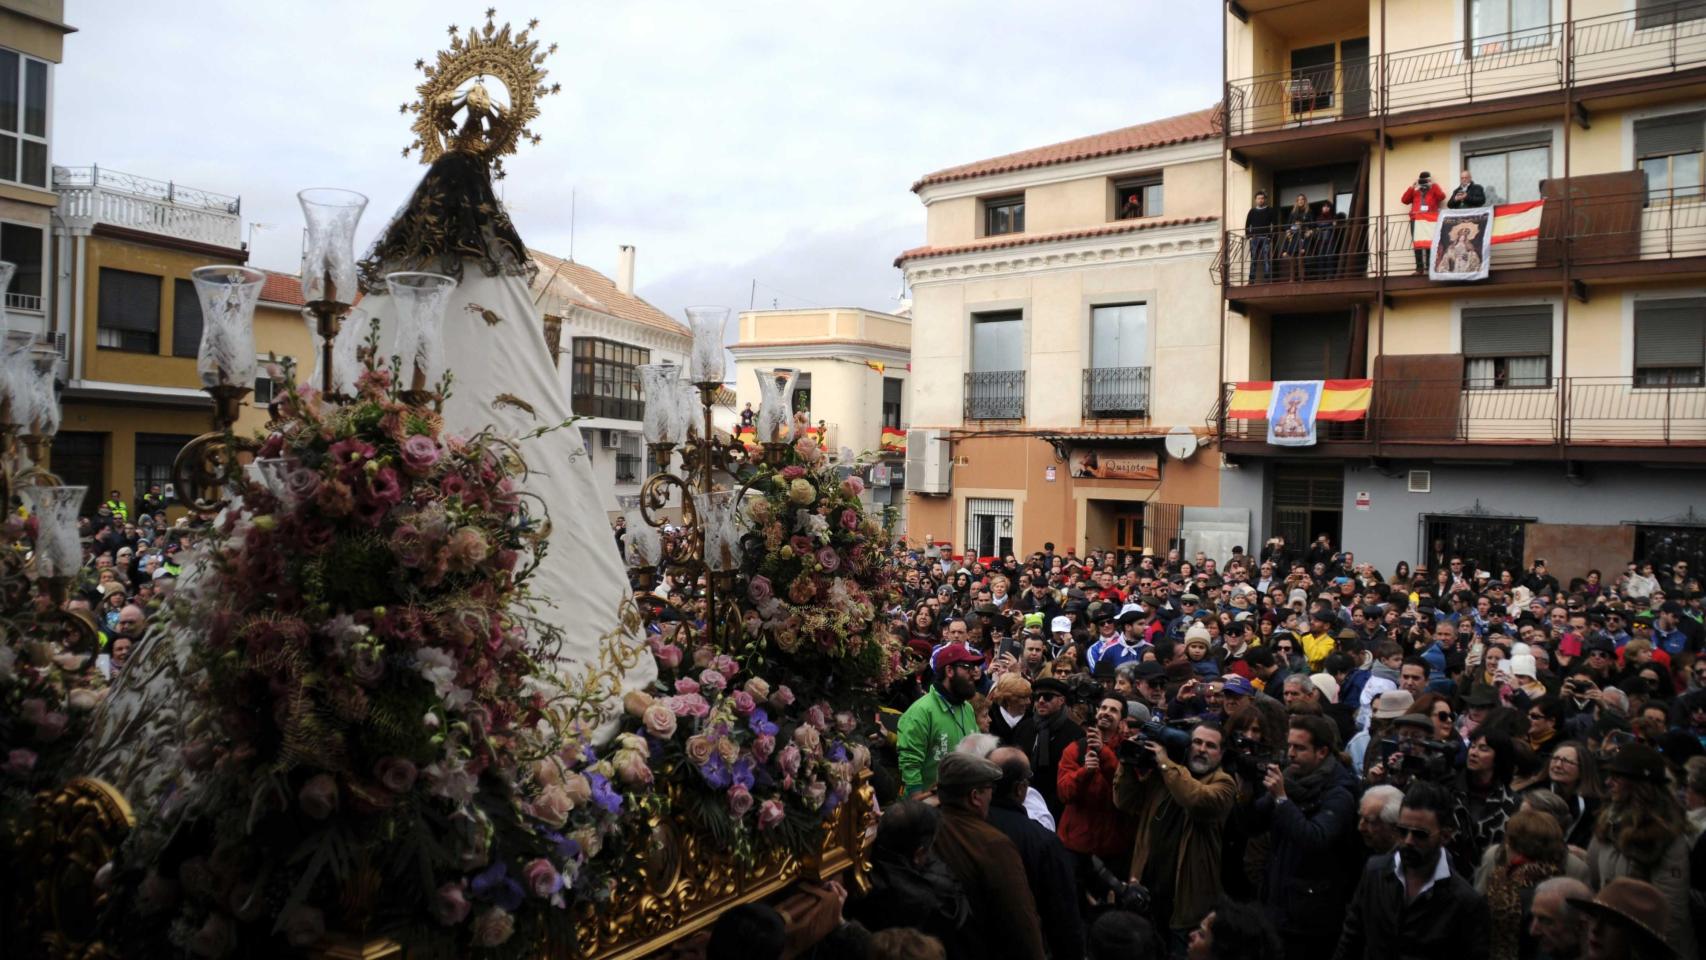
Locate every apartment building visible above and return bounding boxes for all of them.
[0,1,73,344]
[730,307,911,526]
[1217,0,1706,577]
[899,108,1235,561]
[529,245,692,516]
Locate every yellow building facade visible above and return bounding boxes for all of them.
[1218,0,1706,577]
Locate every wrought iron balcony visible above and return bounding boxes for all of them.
[53,165,243,250]
[1083,366,1151,419]
[1220,3,1706,139]
[964,370,1025,421]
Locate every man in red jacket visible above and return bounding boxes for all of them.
[1056,693,1138,881]
[1401,171,1446,274]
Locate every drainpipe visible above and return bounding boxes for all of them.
[71,234,86,385]
[1559,0,1573,455]
[1376,0,1387,456]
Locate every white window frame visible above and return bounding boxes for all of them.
[0,47,51,190]
[0,216,48,314]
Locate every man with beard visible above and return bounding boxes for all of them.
[1335,781,1490,959]
[1023,677,1083,819]
[1113,720,1236,953]
[1251,714,1358,957]
[1057,695,1139,880]
[898,645,982,796]
[986,747,1084,960]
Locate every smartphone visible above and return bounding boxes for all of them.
[999,637,1023,660]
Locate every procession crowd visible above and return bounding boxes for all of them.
[686,535,1706,960]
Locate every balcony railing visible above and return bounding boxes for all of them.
[4,292,43,312]
[53,164,243,250]
[965,370,1025,420]
[1212,376,1706,448]
[1222,3,1706,137]
[1213,188,1706,287]
[1083,366,1151,419]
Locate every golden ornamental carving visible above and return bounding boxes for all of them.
[13,777,134,960]
[400,8,561,178]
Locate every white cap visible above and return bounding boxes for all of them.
[1117,602,1145,619]
[1310,672,1340,704]
[1050,615,1072,634]
[1510,653,1538,679]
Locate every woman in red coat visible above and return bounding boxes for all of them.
[1400,171,1447,274]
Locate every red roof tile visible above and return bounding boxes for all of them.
[910,106,1221,192]
[528,249,690,339]
[893,215,1217,267]
[259,270,306,306]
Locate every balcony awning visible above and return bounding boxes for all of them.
[1227,380,1373,421]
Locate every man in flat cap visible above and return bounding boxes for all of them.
[930,752,1046,960]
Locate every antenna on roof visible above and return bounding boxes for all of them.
[749,278,756,310]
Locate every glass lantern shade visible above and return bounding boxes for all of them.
[638,362,685,445]
[298,188,368,305]
[674,379,704,440]
[21,485,86,579]
[694,490,743,573]
[0,345,33,430]
[24,349,59,436]
[385,272,456,391]
[684,306,730,384]
[0,260,14,339]
[190,265,264,390]
[754,367,799,444]
[623,506,662,568]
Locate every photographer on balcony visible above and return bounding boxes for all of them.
[1113,718,1237,953]
[1401,171,1447,274]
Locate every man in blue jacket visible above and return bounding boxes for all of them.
[1251,714,1359,958]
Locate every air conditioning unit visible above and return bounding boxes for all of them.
[1407,469,1432,494]
[601,429,624,450]
[904,428,950,495]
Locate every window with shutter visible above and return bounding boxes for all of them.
[1462,305,1552,388]
[97,268,161,354]
[1636,112,1706,204]
[1636,0,1706,31]
[1634,299,1706,386]
[970,310,1023,373]
[1462,132,1552,205]
[171,279,202,358]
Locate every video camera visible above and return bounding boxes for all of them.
[1226,731,1285,779]
[1118,717,1193,772]
[1376,737,1455,785]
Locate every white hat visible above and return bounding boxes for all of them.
[1288,588,1308,605]
[1117,602,1145,619]
[1511,642,1532,658]
[1050,615,1072,634]
[1310,672,1340,704]
[1185,623,1212,644]
[1510,654,1538,679]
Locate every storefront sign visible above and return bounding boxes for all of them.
[1068,449,1160,481]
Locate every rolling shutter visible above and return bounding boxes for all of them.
[1635,299,1706,369]
[1462,306,1551,357]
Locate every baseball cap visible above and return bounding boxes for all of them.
[1220,675,1255,697]
[1050,615,1073,634]
[933,644,983,672]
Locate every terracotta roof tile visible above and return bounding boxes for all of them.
[893,215,1217,267]
[911,106,1221,192]
[259,271,306,306]
[528,248,690,339]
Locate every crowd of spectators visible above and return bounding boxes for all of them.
[68,484,183,679]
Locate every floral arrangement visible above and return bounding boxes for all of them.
[106,352,642,958]
[0,516,108,829]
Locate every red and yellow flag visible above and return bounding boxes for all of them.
[1227,380,1373,421]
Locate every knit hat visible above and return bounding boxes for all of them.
[1309,672,1340,704]
[1184,623,1212,645]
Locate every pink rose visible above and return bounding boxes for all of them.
[282,905,325,948]
[298,773,339,819]
[623,690,654,717]
[685,735,714,766]
[794,725,823,756]
[523,858,562,899]
[752,733,776,764]
[841,476,865,497]
[805,703,833,732]
[643,702,678,738]
[4,748,36,775]
[654,643,683,670]
[674,677,701,696]
[698,668,727,694]
[667,693,711,718]
[431,881,470,926]
[748,576,774,604]
[692,645,716,668]
[614,749,652,786]
[779,743,802,778]
[835,711,858,735]
[284,465,322,501]
[730,691,756,715]
[446,527,489,572]
[815,546,841,572]
[399,435,441,475]
[531,785,573,828]
[743,677,772,701]
[790,535,815,555]
[771,685,796,709]
[758,798,786,830]
[374,757,418,794]
[470,906,515,947]
[781,465,806,480]
[728,783,755,819]
[713,654,740,678]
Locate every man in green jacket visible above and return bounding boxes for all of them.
[897,643,982,796]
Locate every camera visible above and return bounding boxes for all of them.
[1068,676,1104,708]
[1377,737,1454,784]
[1119,717,1192,771]
[1227,732,1285,778]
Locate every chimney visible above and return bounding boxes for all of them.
[616,244,635,296]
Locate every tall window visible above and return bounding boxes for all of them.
[1463,132,1551,205]
[135,434,195,503]
[570,337,647,420]
[1636,112,1705,204]
[1462,305,1552,388]
[615,434,641,484]
[970,310,1023,372]
[1090,303,1148,369]
[1634,299,1706,386]
[97,268,161,354]
[1637,0,1706,31]
[1468,0,1550,51]
[793,372,812,419]
[1114,175,1163,220]
[171,278,203,358]
[882,376,903,430]
[983,195,1024,236]
[965,498,1014,559]
[0,221,44,311]
[0,49,48,189]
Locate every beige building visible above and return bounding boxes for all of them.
[1217,0,1706,577]
[730,307,911,523]
[898,108,1231,560]
[0,1,73,343]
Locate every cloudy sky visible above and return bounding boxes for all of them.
[53,0,1219,322]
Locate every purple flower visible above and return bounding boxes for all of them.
[748,708,779,738]
[367,466,403,506]
[328,438,376,477]
[701,754,732,790]
[815,546,841,572]
[471,861,524,912]
[748,575,774,604]
[732,758,756,791]
[399,435,441,475]
[587,771,623,815]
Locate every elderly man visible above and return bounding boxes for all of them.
[1529,876,1591,960]
[986,747,1083,960]
[929,752,1045,960]
[1356,783,1404,856]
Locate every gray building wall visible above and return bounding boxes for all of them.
[1217,462,1271,552]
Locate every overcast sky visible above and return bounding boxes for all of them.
[53,0,1219,322]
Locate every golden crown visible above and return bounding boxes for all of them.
[399,8,560,178]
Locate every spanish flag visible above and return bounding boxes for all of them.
[1411,199,1545,248]
[880,427,907,453]
[1227,380,1373,421]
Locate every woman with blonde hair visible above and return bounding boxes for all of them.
[986,673,1032,743]
[1483,808,1564,960]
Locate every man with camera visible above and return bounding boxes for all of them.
[1113,718,1237,953]
[1401,171,1447,274]
[1251,714,1359,957]
[1058,694,1139,881]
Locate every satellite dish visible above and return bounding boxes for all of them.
[1165,425,1199,461]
